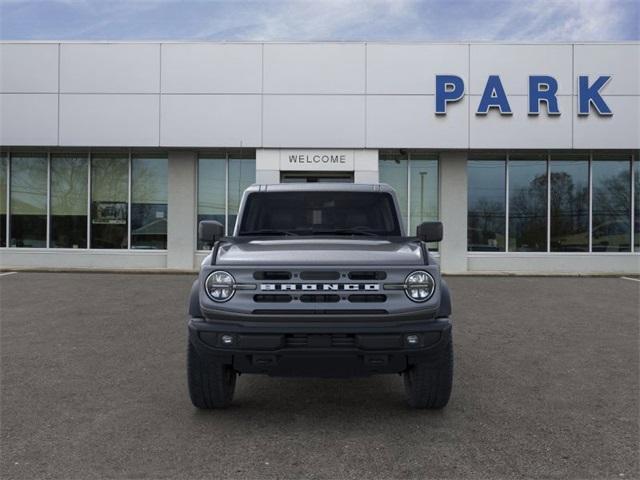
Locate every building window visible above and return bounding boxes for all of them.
[197,150,256,250]
[468,151,637,253]
[50,154,88,248]
[468,156,506,251]
[131,155,168,249]
[508,153,548,252]
[592,153,632,252]
[0,154,7,247]
[379,151,439,247]
[91,154,128,249]
[549,154,589,252]
[10,154,47,248]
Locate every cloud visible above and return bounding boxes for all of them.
[0,0,637,41]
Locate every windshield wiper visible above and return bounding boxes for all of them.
[313,228,379,237]
[240,229,300,236]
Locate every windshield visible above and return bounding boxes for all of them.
[238,191,402,236]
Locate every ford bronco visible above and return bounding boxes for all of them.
[187,183,453,409]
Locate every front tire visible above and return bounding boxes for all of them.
[187,342,236,409]
[403,339,453,409]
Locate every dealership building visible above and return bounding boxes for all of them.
[0,41,638,274]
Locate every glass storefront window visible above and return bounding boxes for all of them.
[10,154,47,248]
[468,157,506,252]
[549,154,589,252]
[91,154,128,249]
[131,155,168,249]
[227,152,256,234]
[379,151,408,229]
[198,154,226,250]
[592,154,631,252]
[508,153,548,252]
[197,151,256,250]
[50,154,88,248]
[0,154,6,247]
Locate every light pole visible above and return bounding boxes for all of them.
[419,171,428,223]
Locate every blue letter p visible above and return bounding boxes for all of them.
[435,75,464,115]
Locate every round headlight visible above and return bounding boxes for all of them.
[205,271,236,302]
[404,270,435,302]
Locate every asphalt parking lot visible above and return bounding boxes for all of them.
[1,273,638,480]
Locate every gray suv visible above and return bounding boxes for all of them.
[187,183,453,409]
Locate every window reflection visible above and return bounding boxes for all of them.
[131,156,168,249]
[91,155,128,249]
[50,155,88,248]
[508,155,547,252]
[592,155,631,252]
[197,155,226,250]
[0,155,6,247]
[468,158,506,251]
[10,154,47,248]
[228,153,255,234]
[550,155,589,252]
[379,151,408,229]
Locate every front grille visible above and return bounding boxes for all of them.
[285,334,356,348]
[300,271,340,280]
[348,271,387,280]
[348,294,387,303]
[300,294,340,303]
[253,271,291,280]
[254,294,292,303]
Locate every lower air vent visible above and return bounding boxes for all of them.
[300,294,340,303]
[284,334,356,348]
[253,294,292,303]
[348,271,387,280]
[253,271,291,280]
[348,294,387,303]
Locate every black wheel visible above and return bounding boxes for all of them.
[187,341,236,409]
[403,339,453,409]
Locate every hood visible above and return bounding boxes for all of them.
[215,237,424,266]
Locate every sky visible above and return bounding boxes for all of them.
[0,0,638,42]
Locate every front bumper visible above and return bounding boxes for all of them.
[188,317,452,377]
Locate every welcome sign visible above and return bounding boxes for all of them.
[279,150,355,171]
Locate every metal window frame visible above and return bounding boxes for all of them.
[546,151,551,253]
[127,150,132,250]
[588,151,593,253]
[505,153,510,253]
[630,151,635,252]
[224,152,229,235]
[46,151,51,248]
[4,150,10,247]
[87,151,92,249]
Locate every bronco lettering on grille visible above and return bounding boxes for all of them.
[260,283,380,291]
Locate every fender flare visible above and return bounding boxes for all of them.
[437,278,452,318]
[188,278,203,318]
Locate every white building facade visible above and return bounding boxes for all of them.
[0,41,638,273]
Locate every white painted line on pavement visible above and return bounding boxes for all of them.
[620,277,640,283]
[0,271,17,277]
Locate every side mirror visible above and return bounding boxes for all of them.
[416,221,443,243]
[198,220,225,245]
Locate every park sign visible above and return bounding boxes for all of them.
[435,75,613,116]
